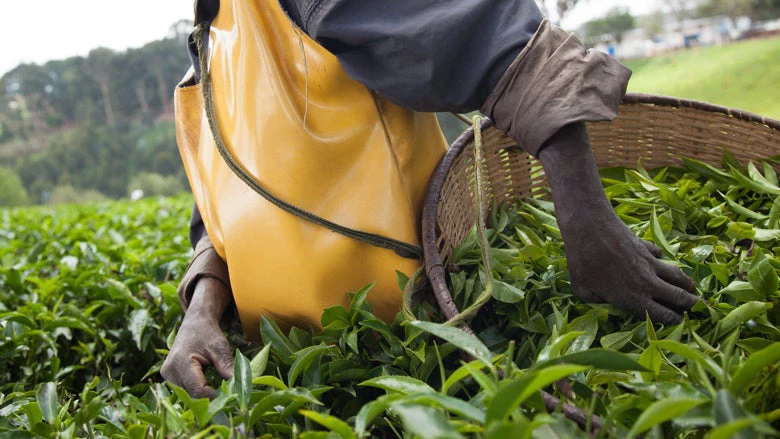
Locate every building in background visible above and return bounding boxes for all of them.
[589,14,757,59]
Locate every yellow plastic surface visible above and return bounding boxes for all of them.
[174,0,447,340]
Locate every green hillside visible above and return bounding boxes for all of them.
[0,27,191,205]
[624,36,780,120]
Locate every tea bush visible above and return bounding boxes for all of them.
[0,157,778,438]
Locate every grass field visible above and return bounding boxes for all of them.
[624,36,780,120]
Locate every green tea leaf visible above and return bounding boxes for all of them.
[251,375,288,390]
[719,281,763,302]
[129,309,149,351]
[747,259,779,297]
[260,315,295,364]
[534,349,647,372]
[396,270,410,291]
[768,196,780,229]
[726,221,756,240]
[753,227,780,241]
[486,419,530,439]
[716,301,773,336]
[402,393,486,423]
[681,157,735,184]
[713,390,756,439]
[321,306,351,331]
[349,283,374,317]
[762,161,778,185]
[628,398,707,437]
[650,208,675,257]
[639,345,663,378]
[729,165,780,195]
[486,365,588,423]
[747,161,780,193]
[719,192,767,220]
[360,376,434,396]
[729,342,780,393]
[249,388,321,425]
[705,418,763,439]
[537,332,584,362]
[442,360,488,395]
[170,385,210,427]
[492,279,525,303]
[408,321,493,368]
[652,340,724,380]
[233,350,252,411]
[391,404,463,439]
[250,343,271,379]
[36,382,57,424]
[288,344,332,387]
[600,331,634,350]
[354,395,398,436]
[566,312,598,354]
[300,410,356,438]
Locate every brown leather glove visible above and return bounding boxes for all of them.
[162,235,235,398]
[538,124,699,324]
[161,277,235,399]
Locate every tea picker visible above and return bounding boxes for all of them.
[161,0,698,400]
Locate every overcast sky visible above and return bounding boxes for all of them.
[1,0,661,77]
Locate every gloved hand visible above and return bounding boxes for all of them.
[161,277,234,398]
[539,123,699,325]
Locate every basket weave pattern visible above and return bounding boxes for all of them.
[426,93,780,272]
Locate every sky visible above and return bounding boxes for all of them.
[1,0,192,77]
[1,0,662,78]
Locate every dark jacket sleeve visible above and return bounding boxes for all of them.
[277,0,630,155]
[278,0,543,113]
[189,203,208,249]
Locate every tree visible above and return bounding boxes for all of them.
[127,172,183,198]
[642,9,667,39]
[535,0,585,25]
[0,167,29,207]
[584,8,637,44]
[665,0,700,21]
[85,48,118,127]
[696,0,780,19]
[0,20,191,202]
[48,184,106,205]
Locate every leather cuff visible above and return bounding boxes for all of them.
[177,235,231,311]
[480,19,631,157]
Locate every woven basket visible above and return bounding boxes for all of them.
[422,93,780,321]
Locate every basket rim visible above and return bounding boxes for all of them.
[622,92,780,131]
[422,92,780,322]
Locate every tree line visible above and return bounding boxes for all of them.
[0,21,192,206]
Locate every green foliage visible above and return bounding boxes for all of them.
[128,172,184,198]
[0,26,191,203]
[584,7,636,44]
[48,185,107,206]
[1,158,779,437]
[625,36,780,119]
[0,166,28,207]
[696,0,780,20]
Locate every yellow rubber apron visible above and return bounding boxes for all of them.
[174,0,447,339]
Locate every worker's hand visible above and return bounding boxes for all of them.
[161,278,234,399]
[539,123,699,325]
[558,203,698,324]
